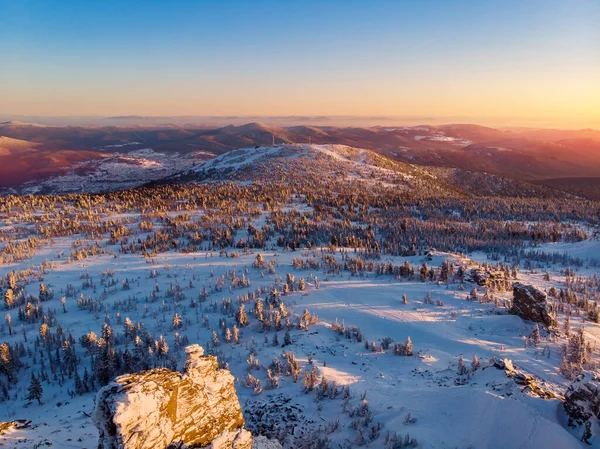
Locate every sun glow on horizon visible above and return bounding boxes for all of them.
[0,0,598,129]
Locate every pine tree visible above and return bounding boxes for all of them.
[156,335,169,359]
[457,355,468,376]
[4,289,15,309]
[27,373,43,404]
[560,356,573,380]
[567,325,586,369]
[404,337,413,356]
[529,324,541,347]
[39,323,49,342]
[236,304,248,327]
[39,284,51,302]
[7,272,16,291]
[563,315,571,337]
[284,330,292,346]
[96,340,114,386]
[253,299,264,321]
[172,312,182,329]
[471,354,481,372]
[74,370,85,395]
[5,313,12,336]
[211,330,220,347]
[266,368,278,389]
[0,343,14,382]
[298,278,306,291]
[232,325,240,344]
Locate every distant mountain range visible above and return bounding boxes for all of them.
[1,120,599,197]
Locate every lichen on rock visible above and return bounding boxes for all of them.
[93,344,251,449]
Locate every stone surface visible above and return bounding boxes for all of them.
[564,375,600,442]
[93,344,251,449]
[510,282,554,327]
[0,420,31,435]
[468,267,509,288]
[492,358,557,400]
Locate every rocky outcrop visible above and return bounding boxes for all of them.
[510,282,554,327]
[468,267,510,289]
[492,358,557,400]
[0,420,31,435]
[564,375,600,443]
[93,345,251,449]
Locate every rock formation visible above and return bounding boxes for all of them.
[93,345,252,449]
[510,282,554,327]
[468,267,510,289]
[492,358,557,400]
[564,375,600,443]
[0,420,31,436]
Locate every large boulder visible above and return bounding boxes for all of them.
[564,375,600,443]
[93,345,252,449]
[510,282,554,327]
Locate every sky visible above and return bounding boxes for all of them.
[1,0,599,127]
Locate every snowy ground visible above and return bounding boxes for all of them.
[1,211,599,449]
[18,148,214,194]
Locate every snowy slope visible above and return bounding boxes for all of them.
[0,223,598,447]
[5,148,214,194]
[179,144,437,189]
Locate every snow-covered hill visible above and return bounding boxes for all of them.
[12,148,214,194]
[176,144,440,192]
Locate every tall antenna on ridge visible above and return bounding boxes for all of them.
[272,133,275,146]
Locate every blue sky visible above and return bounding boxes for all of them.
[1,0,598,125]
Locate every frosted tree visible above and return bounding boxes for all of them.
[457,355,468,376]
[404,337,413,356]
[212,330,220,347]
[5,313,12,336]
[567,325,586,369]
[253,253,265,268]
[27,373,43,405]
[298,278,306,291]
[3,289,15,309]
[529,324,541,347]
[39,323,49,342]
[560,356,573,380]
[232,325,240,344]
[419,262,429,281]
[123,317,135,340]
[284,330,292,346]
[96,339,115,386]
[563,315,571,337]
[471,354,481,372]
[172,312,183,329]
[236,304,248,327]
[156,335,169,359]
[0,343,15,383]
[266,368,278,389]
[39,284,52,302]
[440,261,449,283]
[253,299,264,321]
